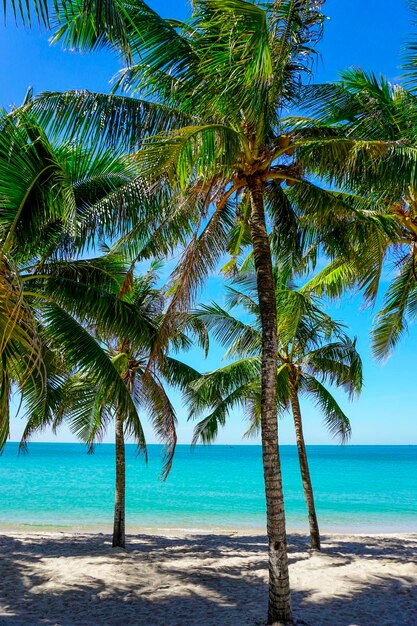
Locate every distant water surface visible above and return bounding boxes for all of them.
[1,444,416,533]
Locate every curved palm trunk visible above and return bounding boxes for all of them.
[249,177,292,625]
[289,384,320,552]
[112,412,126,548]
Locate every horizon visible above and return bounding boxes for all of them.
[6,441,417,447]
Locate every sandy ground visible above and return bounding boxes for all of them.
[0,531,416,626]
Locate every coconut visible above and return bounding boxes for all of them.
[278,134,291,149]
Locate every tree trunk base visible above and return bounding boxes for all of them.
[308,534,321,553]
[112,537,126,549]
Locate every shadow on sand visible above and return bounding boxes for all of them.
[0,532,416,625]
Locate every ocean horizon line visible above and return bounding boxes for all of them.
[6,441,417,447]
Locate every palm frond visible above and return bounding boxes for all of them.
[26,91,194,151]
[187,357,261,420]
[3,0,49,25]
[161,356,201,390]
[0,258,45,443]
[193,302,261,358]
[301,374,351,442]
[150,195,235,360]
[41,303,142,425]
[191,381,255,445]
[306,341,363,399]
[372,257,417,359]
[136,124,241,185]
[52,0,193,69]
[134,371,177,479]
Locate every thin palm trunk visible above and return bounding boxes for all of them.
[112,411,126,548]
[289,383,321,552]
[249,177,292,625]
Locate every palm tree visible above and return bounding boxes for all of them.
[188,265,362,552]
[46,263,202,547]
[26,3,332,619]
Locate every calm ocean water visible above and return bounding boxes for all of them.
[0,443,416,533]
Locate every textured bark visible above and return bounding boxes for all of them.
[289,383,321,552]
[249,177,292,625]
[112,412,126,548]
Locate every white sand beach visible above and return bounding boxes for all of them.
[0,531,416,626]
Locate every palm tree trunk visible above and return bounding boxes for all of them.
[289,384,321,552]
[249,177,292,625]
[112,411,126,548]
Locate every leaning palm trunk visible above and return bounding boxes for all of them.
[249,179,292,624]
[289,384,320,552]
[112,411,126,548]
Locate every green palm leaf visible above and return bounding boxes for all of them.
[42,303,141,424]
[27,91,195,151]
[372,257,417,359]
[301,374,351,442]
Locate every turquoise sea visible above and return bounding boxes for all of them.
[0,443,416,533]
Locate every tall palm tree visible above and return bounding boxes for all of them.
[188,266,362,552]
[25,3,331,619]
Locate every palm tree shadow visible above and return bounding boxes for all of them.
[292,575,417,626]
[0,532,416,625]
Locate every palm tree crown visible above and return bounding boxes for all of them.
[189,265,362,442]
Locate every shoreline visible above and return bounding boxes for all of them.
[1,530,416,625]
[1,520,416,535]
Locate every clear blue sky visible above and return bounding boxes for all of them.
[2,1,416,446]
